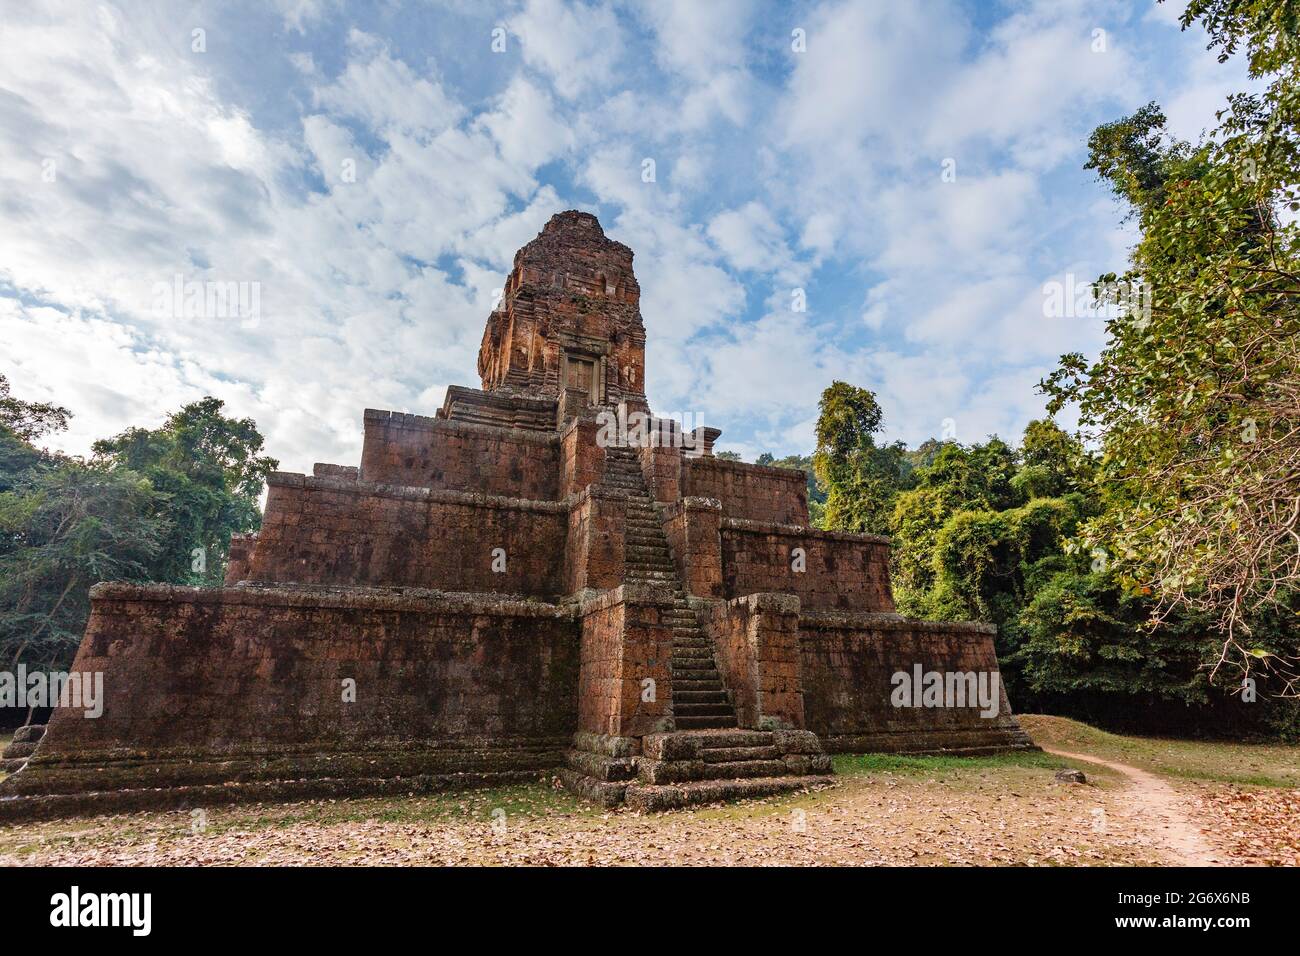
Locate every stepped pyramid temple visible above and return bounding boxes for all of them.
[0,211,1032,819]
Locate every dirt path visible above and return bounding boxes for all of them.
[1043,746,1231,866]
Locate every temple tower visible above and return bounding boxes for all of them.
[477,211,646,422]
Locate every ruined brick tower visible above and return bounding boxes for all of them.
[0,211,1032,819]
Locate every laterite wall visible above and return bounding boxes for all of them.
[360,410,561,499]
[798,612,1033,754]
[247,474,567,597]
[720,520,895,612]
[1,584,580,807]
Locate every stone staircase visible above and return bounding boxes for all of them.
[602,446,736,730]
[629,728,833,811]
[588,445,835,810]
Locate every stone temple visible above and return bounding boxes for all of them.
[0,211,1032,819]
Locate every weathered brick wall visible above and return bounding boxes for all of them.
[706,594,804,731]
[660,497,723,598]
[638,441,681,504]
[577,586,673,738]
[3,584,579,801]
[248,473,566,597]
[560,415,607,497]
[799,612,1032,754]
[360,410,561,499]
[720,519,895,612]
[684,458,809,525]
[313,463,358,480]
[223,532,257,585]
[564,488,626,595]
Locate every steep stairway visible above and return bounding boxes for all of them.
[595,445,835,810]
[602,446,736,729]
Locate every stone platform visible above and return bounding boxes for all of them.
[0,211,1033,822]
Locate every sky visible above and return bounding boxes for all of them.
[0,0,1254,471]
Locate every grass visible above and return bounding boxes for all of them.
[831,747,1129,792]
[1021,714,1300,788]
[832,749,1064,776]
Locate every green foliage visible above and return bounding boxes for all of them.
[0,459,165,669]
[0,383,275,671]
[1015,570,1215,706]
[812,382,914,534]
[0,374,70,444]
[91,396,277,585]
[1042,3,1300,681]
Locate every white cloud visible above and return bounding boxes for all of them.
[314,32,463,136]
[0,0,1249,471]
[508,0,625,100]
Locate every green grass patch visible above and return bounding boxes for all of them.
[1020,714,1300,788]
[832,749,1065,776]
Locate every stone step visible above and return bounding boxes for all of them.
[624,775,836,812]
[674,690,730,704]
[640,758,793,784]
[676,671,728,686]
[1,741,38,760]
[646,729,776,753]
[671,638,712,649]
[11,724,45,745]
[672,715,737,730]
[672,677,723,689]
[674,703,735,717]
[672,651,715,664]
[673,670,719,682]
[625,545,670,558]
[700,745,781,762]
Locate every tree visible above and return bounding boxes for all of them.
[92,397,277,584]
[0,461,165,670]
[0,384,276,673]
[0,374,71,444]
[1043,13,1300,686]
[812,382,913,534]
